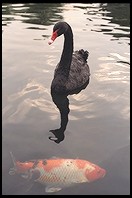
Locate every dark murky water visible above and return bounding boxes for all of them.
[2,3,130,195]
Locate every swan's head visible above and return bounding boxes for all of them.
[48,22,69,45]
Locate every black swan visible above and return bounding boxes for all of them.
[48,21,90,143]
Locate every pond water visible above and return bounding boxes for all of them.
[2,3,130,195]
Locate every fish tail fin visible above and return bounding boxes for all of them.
[9,151,17,175]
[10,151,17,166]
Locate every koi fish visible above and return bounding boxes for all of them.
[9,152,106,193]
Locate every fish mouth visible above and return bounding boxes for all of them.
[101,169,106,178]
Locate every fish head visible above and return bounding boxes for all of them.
[85,164,106,182]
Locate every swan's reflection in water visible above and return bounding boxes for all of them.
[49,79,90,143]
[49,93,69,143]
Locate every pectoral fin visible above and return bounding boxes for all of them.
[45,185,62,193]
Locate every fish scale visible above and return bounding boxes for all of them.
[35,160,87,185]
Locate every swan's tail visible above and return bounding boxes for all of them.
[78,49,89,61]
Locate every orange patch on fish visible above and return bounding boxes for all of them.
[75,159,90,169]
[16,161,34,173]
[36,159,65,172]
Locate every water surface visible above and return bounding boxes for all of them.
[2,3,130,195]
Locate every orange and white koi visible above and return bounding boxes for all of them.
[9,152,106,193]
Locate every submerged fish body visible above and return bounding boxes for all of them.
[9,153,106,193]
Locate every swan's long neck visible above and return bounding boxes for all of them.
[59,26,73,73]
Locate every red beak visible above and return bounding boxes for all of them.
[48,30,58,45]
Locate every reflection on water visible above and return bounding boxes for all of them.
[2,3,130,195]
[76,3,130,40]
[2,3,63,26]
[2,79,53,124]
[49,79,89,144]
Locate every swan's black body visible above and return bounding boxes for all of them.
[48,22,90,143]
